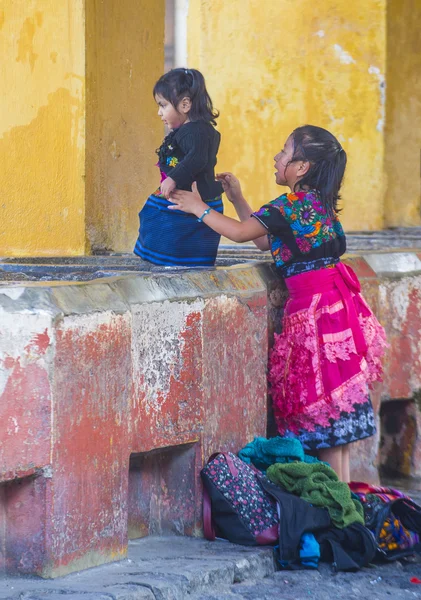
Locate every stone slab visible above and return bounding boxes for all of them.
[0,537,275,600]
[364,251,421,276]
[2,537,421,600]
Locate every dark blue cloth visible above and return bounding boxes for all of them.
[134,194,223,267]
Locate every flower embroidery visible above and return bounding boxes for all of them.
[280,246,292,261]
[296,238,312,253]
[253,190,345,268]
[299,205,316,225]
[167,156,179,168]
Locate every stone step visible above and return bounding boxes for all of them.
[0,537,276,600]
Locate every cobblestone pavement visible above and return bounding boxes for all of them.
[2,536,421,600]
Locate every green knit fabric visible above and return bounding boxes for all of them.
[267,462,364,529]
[237,436,321,471]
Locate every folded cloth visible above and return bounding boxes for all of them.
[300,533,320,569]
[267,462,364,529]
[315,522,377,571]
[238,436,321,471]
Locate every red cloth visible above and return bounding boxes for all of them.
[269,263,387,434]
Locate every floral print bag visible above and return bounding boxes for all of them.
[201,452,279,545]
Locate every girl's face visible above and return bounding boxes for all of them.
[274,135,308,189]
[155,94,190,130]
[274,136,295,187]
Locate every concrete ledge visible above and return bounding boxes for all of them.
[1,252,421,577]
[0,264,271,577]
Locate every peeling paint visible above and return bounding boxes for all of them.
[132,299,204,411]
[333,44,356,65]
[368,65,385,132]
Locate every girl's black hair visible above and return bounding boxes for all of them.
[290,125,347,217]
[153,68,219,126]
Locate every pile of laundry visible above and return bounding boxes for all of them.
[201,437,421,571]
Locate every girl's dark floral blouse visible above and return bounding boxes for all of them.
[252,190,346,278]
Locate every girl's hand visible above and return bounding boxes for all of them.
[169,182,208,217]
[160,176,176,199]
[216,172,243,203]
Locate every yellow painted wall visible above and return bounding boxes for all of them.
[0,0,86,256]
[187,0,386,231]
[85,0,165,253]
[385,0,421,227]
[2,0,419,256]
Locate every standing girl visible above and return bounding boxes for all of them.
[134,68,223,267]
[169,125,387,482]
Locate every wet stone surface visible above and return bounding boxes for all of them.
[1,228,421,284]
[0,252,261,283]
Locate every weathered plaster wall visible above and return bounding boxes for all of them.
[0,266,268,577]
[0,0,86,256]
[85,0,165,253]
[384,0,421,227]
[0,0,165,257]
[187,0,387,231]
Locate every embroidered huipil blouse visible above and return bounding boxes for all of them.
[252,190,346,277]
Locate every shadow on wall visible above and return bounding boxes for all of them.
[379,398,420,482]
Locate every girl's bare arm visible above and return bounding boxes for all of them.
[216,173,270,250]
[169,183,267,243]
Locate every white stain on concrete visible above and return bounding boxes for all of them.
[59,310,125,335]
[333,44,356,65]
[0,287,25,300]
[0,312,53,397]
[7,416,19,435]
[366,253,421,276]
[132,299,205,412]
[379,276,421,331]
[368,65,386,132]
[379,275,421,393]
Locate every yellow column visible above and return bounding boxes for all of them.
[0,0,86,256]
[385,0,421,227]
[0,0,165,257]
[85,0,165,253]
[187,0,386,231]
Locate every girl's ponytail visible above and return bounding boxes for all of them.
[290,125,347,217]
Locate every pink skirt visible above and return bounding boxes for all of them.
[269,262,387,435]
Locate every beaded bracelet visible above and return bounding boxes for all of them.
[197,207,212,222]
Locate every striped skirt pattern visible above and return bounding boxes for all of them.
[134,193,223,267]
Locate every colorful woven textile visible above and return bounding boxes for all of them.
[134,193,223,267]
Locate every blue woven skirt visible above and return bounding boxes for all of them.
[134,193,223,267]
